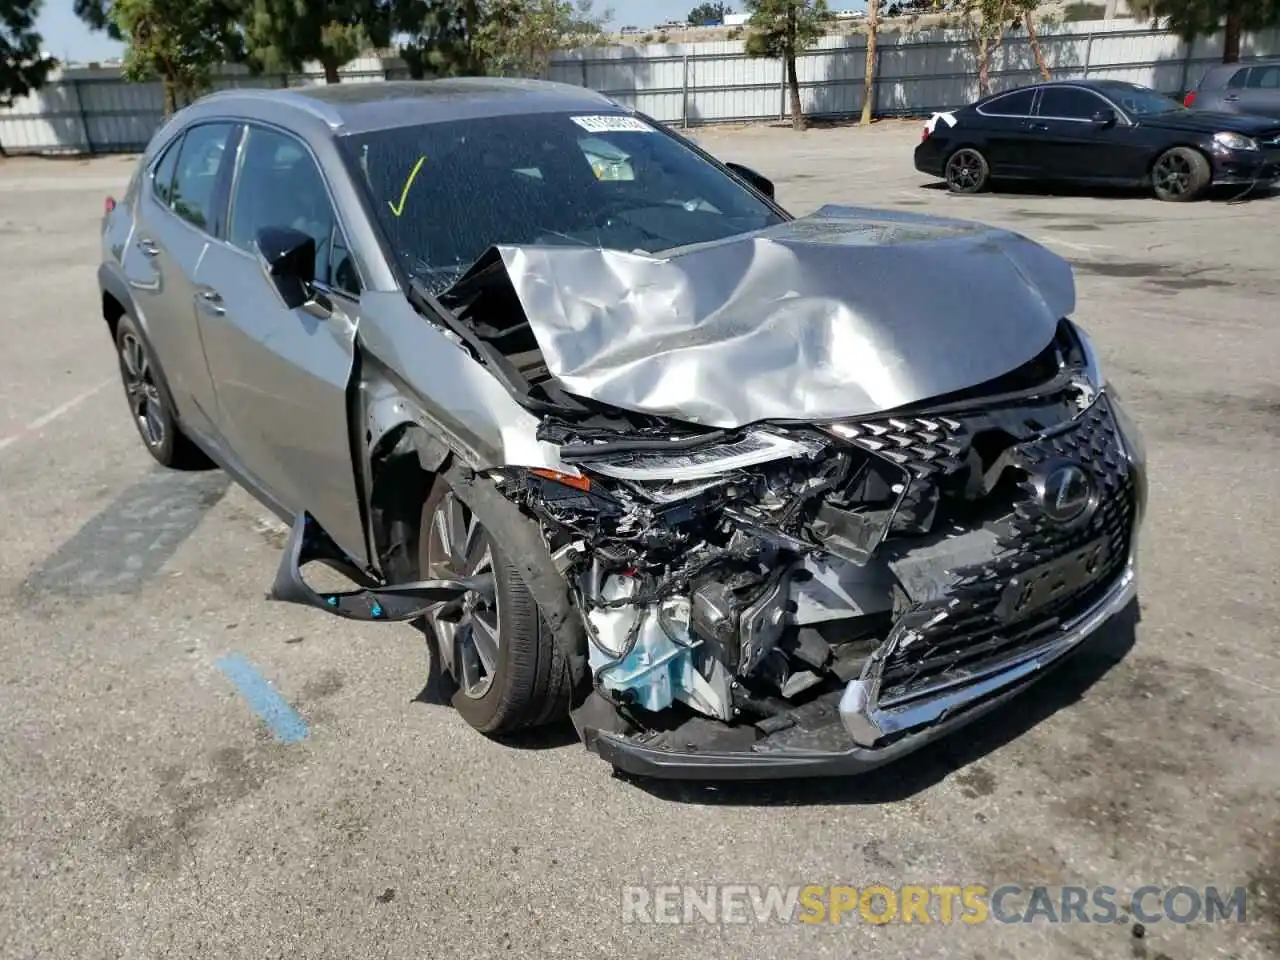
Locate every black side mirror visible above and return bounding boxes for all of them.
[726,162,776,200]
[256,226,330,318]
[1092,108,1118,128]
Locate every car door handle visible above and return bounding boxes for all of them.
[137,237,160,257]
[196,288,224,315]
[1224,94,1240,102]
[1028,121,1050,131]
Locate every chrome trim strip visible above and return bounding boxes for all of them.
[839,559,1137,747]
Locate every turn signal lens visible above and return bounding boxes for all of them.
[531,468,591,492]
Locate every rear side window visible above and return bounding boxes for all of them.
[981,89,1036,116]
[1038,87,1105,120]
[170,123,236,231]
[1227,68,1249,89]
[1248,65,1280,89]
[152,136,182,206]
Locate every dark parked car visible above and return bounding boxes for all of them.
[915,79,1280,201]
[1185,60,1280,120]
[99,79,1146,779]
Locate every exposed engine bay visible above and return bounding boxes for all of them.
[480,318,1141,757]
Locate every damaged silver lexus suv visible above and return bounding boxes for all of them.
[98,79,1146,779]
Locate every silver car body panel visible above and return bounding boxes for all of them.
[484,205,1076,428]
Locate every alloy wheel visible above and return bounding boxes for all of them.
[946,149,984,191]
[118,332,166,449]
[425,492,500,699]
[1153,153,1191,198]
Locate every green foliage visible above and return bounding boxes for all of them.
[1128,0,1280,61]
[744,0,829,128]
[688,1,732,23]
[109,0,243,111]
[1,0,54,109]
[473,0,610,76]
[74,0,123,41]
[744,0,828,59]
[394,0,485,78]
[1061,0,1105,19]
[242,0,391,82]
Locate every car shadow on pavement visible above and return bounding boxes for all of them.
[627,599,1141,807]
[919,179,1279,203]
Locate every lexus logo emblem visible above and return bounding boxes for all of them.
[1034,461,1098,527]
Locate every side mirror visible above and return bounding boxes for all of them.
[1092,108,1118,128]
[725,161,776,200]
[256,226,332,319]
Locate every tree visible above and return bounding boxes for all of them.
[473,0,610,77]
[860,0,878,124]
[688,1,731,23]
[744,0,829,130]
[1129,0,1280,63]
[108,0,244,115]
[393,0,486,78]
[1020,1,1051,81]
[242,0,392,83]
[2,0,54,112]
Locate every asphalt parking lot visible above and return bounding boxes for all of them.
[1,119,1277,960]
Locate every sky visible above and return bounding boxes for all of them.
[37,0,709,64]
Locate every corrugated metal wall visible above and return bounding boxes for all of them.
[2,22,1276,154]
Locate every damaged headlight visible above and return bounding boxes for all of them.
[567,430,822,482]
[1213,131,1259,152]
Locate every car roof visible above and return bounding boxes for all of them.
[192,78,621,136]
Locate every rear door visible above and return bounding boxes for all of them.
[1239,64,1280,119]
[193,122,368,562]
[1031,86,1143,181]
[973,88,1040,177]
[121,122,239,433]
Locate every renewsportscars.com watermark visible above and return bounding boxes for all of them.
[621,884,1249,926]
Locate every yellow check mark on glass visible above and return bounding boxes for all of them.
[388,156,426,217]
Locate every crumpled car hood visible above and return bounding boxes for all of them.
[482,204,1075,428]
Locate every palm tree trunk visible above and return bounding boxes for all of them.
[1222,7,1243,63]
[787,53,804,130]
[861,0,879,124]
[323,59,342,83]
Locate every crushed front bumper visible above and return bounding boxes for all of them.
[583,558,1137,781]
[1211,145,1280,185]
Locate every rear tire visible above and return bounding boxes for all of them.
[113,313,213,470]
[418,476,572,735]
[1151,146,1211,202]
[945,147,990,194]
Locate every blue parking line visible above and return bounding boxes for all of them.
[215,652,309,744]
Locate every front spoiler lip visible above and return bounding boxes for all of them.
[584,560,1137,781]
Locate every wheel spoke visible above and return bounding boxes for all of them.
[443,496,469,569]
[456,625,485,693]
[470,613,500,675]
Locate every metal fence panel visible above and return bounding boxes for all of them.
[2,19,1277,154]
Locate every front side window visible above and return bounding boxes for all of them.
[342,111,785,292]
[1037,87,1106,120]
[1248,65,1280,89]
[228,125,358,295]
[981,88,1035,116]
[170,123,236,230]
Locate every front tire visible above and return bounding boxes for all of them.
[945,147,990,194]
[1151,147,1210,202]
[418,478,572,735]
[113,313,213,470]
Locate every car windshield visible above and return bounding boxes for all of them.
[1101,83,1185,116]
[342,112,785,291]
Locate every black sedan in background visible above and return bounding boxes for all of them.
[914,79,1280,201]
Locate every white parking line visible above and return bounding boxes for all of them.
[0,378,115,455]
[1036,236,1114,254]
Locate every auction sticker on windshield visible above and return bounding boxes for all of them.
[571,115,655,134]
